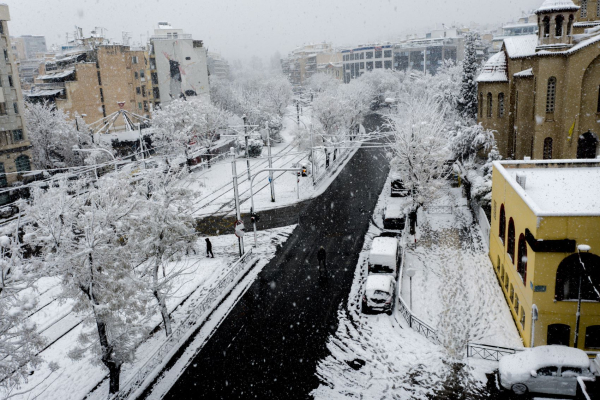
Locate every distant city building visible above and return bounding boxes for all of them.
[281,43,342,86]
[0,5,34,189]
[149,22,210,106]
[341,28,468,83]
[207,52,230,80]
[491,14,539,52]
[477,0,600,161]
[10,36,47,90]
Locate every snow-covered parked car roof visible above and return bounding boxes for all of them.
[369,237,398,266]
[385,197,410,219]
[365,274,394,293]
[499,346,590,383]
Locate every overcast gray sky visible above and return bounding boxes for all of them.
[8,0,542,61]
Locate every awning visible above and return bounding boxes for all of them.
[24,89,64,98]
[37,69,75,80]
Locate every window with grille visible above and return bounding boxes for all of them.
[498,93,505,117]
[546,77,556,113]
[12,129,23,142]
[13,102,17,115]
[15,155,31,172]
[543,137,553,159]
[582,0,588,17]
[487,93,493,118]
[514,295,519,313]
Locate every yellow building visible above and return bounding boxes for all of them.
[490,159,600,350]
[477,0,600,161]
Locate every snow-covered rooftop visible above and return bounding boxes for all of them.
[503,35,538,58]
[535,0,579,14]
[495,159,600,216]
[514,68,533,77]
[476,51,508,83]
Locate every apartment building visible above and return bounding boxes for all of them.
[0,5,33,188]
[11,35,47,90]
[24,41,153,129]
[149,22,210,106]
[281,43,342,86]
[207,52,230,80]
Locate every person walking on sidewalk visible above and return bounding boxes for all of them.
[206,238,214,258]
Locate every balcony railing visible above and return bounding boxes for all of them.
[150,34,193,41]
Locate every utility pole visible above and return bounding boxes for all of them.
[243,115,251,181]
[267,123,275,202]
[574,244,592,348]
[296,101,300,127]
[232,161,244,256]
[310,123,316,185]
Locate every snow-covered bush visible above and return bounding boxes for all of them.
[451,123,496,163]
[247,139,263,157]
[306,73,340,94]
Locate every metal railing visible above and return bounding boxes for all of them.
[424,205,453,214]
[111,249,255,400]
[466,343,524,361]
[397,296,441,345]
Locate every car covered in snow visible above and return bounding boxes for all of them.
[383,197,409,231]
[390,174,409,197]
[368,237,400,276]
[498,345,595,397]
[362,274,395,315]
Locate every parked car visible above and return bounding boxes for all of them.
[368,236,401,276]
[383,198,408,231]
[498,345,595,397]
[390,174,409,197]
[362,274,395,315]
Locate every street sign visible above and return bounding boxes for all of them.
[235,220,245,238]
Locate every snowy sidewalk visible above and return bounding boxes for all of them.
[401,188,522,355]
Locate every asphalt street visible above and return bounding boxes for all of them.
[162,115,389,400]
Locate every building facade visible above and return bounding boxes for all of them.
[149,23,210,106]
[207,52,230,80]
[342,44,394,83]
[477,0,600,161]
[489,159,600,350]
[281,43,342,86]
[0,5,33,188]
[25,42,153,129]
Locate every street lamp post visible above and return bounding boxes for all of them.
[574,244,591,348]
[231,160,244,256]
[406,269,417,310]
[243,114,251,181]
[266,123,275,202]
[249,168,302,247]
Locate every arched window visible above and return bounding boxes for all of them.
[546,77,556,113]
[543,16,551,37]
[586,326,600,348]
[15,155,31,173]
[568,14,574,35]
[582,0,588,18]
[498,93,505,118]
[548,324,571,346]
[507,218,515,263]
[577,131,599,159]
[487,93,493,118]
[499,204,506,244]
[555,15,564,37]
[543,137,553,159]
[479,92,483,118]
[555,253,600,301]
[517,234,527,283]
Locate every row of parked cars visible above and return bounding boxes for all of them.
[361,236,401,315]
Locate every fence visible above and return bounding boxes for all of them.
[424,205,453,214]
[477,206,491,249]
[397,296,441,345]
[111,249,255,400]
[313,143,358,187]
[466,343,524,361]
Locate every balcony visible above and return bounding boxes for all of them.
[150,34,193,41]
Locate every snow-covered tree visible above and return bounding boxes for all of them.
[127,167,196,337]
[386,94,452,210]
[451,123,496,163]
[457,32,480,120]
[151,98,230,166]
[23,177,149,394]
[0,231,47,394]
[263,76,293,117]
[24,101,93,169]
[306,73,340,94]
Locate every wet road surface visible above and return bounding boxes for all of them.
[163,115,389,399]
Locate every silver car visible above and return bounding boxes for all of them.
[498,345,594,396]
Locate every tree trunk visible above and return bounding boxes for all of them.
[95,315,122,394]
[153,263,172,337]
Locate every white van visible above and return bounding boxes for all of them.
[362,274,395,315]
[368,237,401,276]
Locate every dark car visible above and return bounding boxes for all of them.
[390,175,409,197]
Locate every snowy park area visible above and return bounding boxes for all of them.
[312,177,523,400]
[2,226,295,400]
